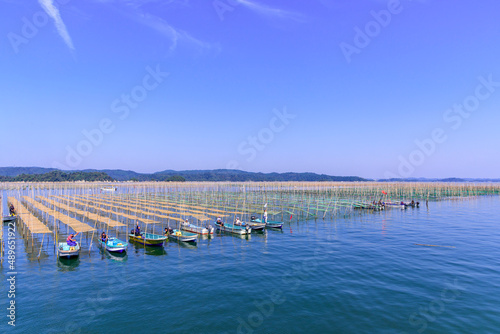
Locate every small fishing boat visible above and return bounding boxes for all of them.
[384,202,406,209]
[168,229,198,243]
[58,242,80,258]
[129,232,167,247]
[100,237,128,253]
[244,220,266,231]
[180,221,214,235]
[214,221,251,235]
[2,215,17,223]
[251,218,283,229]
[101,187,117,192]
[353,203,384,211]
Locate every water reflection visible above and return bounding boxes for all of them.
[130,240,167,256]
[166,239,198,250]
[57,257,80,271]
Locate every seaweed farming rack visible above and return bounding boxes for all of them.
[1,181,499,261]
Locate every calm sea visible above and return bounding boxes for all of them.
[1,196,499,333]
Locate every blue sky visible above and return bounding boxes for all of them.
[1,0,499,178]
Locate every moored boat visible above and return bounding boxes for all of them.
[251,218,283,229]
[244,220,266,231]
[353,203,384,211]
[180,222,214,235]
[384,202,406,209]
[215,221,251,235]
[129,232,167,247]
[58,242,80,258]
[168,229,198,243]
[100,237,128,253]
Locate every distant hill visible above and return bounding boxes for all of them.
[0,170,113,182]
[2,167,497,182]
[0,167,58,177]
[0,167,368,182]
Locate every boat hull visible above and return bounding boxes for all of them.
[169,231,198,243]
[180,223,214,235]
[214,222,251,235]
[252,218,284,229]
[101,237,128,253]
[245,222,266,231]
[58,242,80,258]
[353,204,384,211]
[128,233,166,247]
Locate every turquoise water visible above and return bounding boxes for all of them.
[1,196,500,333]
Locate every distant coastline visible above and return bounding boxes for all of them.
[0,167,498,183]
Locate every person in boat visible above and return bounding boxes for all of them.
[234,217,242,226]
[184,219,189,226]
[9,204,16,216]
[101,231,108,243]
[164,227,173,235]
[411,200,415,206]
[263,209,268,223]
[134,224,142,236]
[67,232,79,246]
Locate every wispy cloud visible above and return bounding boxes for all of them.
[38,0,75,51]
[97,0,213,54]
[235,0,303,21]
[128,11,212,54]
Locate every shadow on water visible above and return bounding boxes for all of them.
[57,257,80,272]
[130,240,167,256]
[166,239,198,250]
[215,231,252,241]
[98,248,128,262]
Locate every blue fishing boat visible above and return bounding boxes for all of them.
[244,220,266,231]
[58,242,80,258]
[168,229,198,243]
[100,237,128,253]
[214,221,251,235]
[251,217,284,229]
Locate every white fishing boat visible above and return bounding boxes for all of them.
[101,187,117,192]
[180,221,214,235]
[58,242,80,258]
